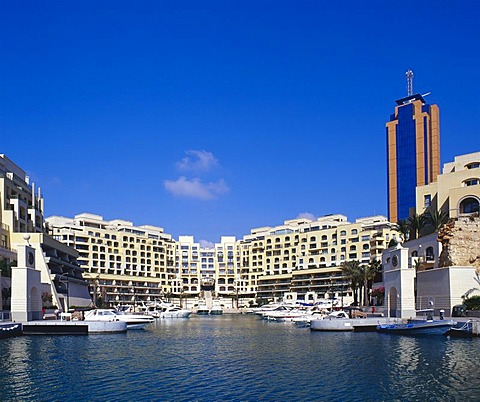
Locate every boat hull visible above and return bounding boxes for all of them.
[310,317,389,332]
[377,320,454,335]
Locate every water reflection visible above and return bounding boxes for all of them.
[1,316,479,401]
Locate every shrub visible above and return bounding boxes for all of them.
[464,295,480,311]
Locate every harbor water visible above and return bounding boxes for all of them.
[1,315,479,401]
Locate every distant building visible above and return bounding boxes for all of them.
[386,91,440,222]
[239,214,399,304]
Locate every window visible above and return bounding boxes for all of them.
[466,162,480,169]
[460,197,479,214]
[463,178,479,187]
[351,229,358,235]
[424,194,431,208]
[426,247,434,261]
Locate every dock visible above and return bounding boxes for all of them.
[0,320,127,336]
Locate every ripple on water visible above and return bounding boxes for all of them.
[1,316,479,401]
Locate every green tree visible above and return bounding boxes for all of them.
[360,259,382,306]
[424,208,449,232]
[408,213,427,240]
[0,259,16,278]
[341,260,362,306]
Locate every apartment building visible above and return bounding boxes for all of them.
[240,215,399,303]
[0,154,90,310]
[46,213,177,306]
[175,236,249,299]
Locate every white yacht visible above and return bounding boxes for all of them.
[159,305,192,318]
[208,299,223,315]
[84,309,154,330]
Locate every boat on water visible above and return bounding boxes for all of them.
[143,302,191,318]
[0,323,22,338]
[376,309,455,336]
[84,309,154,330]
[209,300,224,315]
[377,319,455,335]
[159,305,192,318]
[444,320,479,338]
[310,310,388,332]
[194,300,210,315]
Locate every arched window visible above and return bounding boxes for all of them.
[411,250,418,257]
[350,245,356,251]
[308,258,314,264]
[426,247,434,261]
[463,178,479,187]
[310,236,316,242]
[460,197,479,214]
[351,229,358,235]
[340,231,346,236]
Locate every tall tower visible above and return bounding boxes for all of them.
[386,71,440,222]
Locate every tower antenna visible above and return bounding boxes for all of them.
[406,69,414,96]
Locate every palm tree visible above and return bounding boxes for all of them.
[341,260,362,306]
[393,219,410,242]
[424,208,449,232]
[408,213,427,240]
[356,260,382,306]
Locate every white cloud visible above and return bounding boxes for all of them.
[164,176,229,200]
[297,212,316,221]
[176,150,219,172]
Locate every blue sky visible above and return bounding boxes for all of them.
[1,1,479,244]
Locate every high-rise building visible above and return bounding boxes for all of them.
[386,71,440,222]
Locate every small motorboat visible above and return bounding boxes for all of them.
[377,309,455,336]
[377,319,455,335]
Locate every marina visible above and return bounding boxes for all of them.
[1,314,479,401]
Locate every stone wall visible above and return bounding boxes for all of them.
[438,216,480,269]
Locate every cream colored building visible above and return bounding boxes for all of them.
[1,154,90,312]
[46,214,177,307]
[239,214,399,304]
[416,151,480,218]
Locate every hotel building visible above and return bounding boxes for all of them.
[46,214,177,306]
[46,212,399,307]
[0,154,90,311]
[386,91,440,222]
[238,214,399,304]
